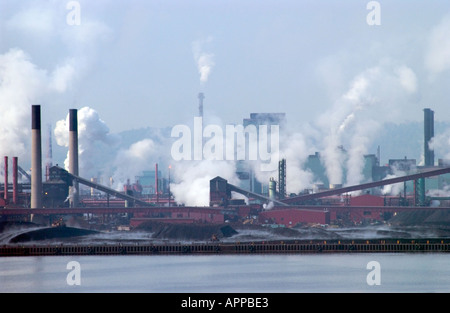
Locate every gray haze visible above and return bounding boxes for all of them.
[2,0,450,202]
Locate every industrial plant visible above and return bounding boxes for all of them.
[1,94,450,253]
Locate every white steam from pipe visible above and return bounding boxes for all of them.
[192,37,215,85]
[317,62,418,187]
[112,139,159,189]
[54,107,119,179]
[54,108,174,191]
[0,1,111,173]
[170,160,239,207]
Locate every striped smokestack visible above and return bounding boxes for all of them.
[31,105,43,209]
[69,109,79,207]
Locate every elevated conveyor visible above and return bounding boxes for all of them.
[227,183,288,207]
[282,167,450,205]
[52,166,150,207]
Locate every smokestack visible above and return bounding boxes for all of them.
[269,178,277,200]
[90,178,96,197]
[13,157,18,205]
[4,156,8,202]
[155,163,159,204]
[198,93,205,151]
[45,124,53,182]
[424,108,435,167]
[31,105,43,209]
[198,92,204,117]
[278,159,286,200]
[69,109,79,207]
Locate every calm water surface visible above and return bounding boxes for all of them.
[0,253,449,293]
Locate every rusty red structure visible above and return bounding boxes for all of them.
[281,167,450,205]
[4,156,8,202]
[12,157,18,205]
[259,208,330,226]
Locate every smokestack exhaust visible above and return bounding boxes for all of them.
[69,109,79,207]
[31,105,43,209]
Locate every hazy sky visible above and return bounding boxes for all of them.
[2,0,450,134]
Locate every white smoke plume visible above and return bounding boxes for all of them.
[279,131,315,195]
[381,160,417,196]
[425,14,450,75]
[263,201,274,210]
[381,167,409,196]
[429,130,450,161]
[0,48,76,167]
[427,185,450,198]
[113,139,159,188]
[0,1,112,176]
[170,160,238,207]
[317,62,418,187]
[54,107,119,179]
[192,37,215,85]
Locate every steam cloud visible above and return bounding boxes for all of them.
[0,48,76,167]
[192,38,215,85]
[317,63,418,187]
[170,160,238,207]
[169,59,419,204]
[54,108,174,190]
[54,107,119,179]
[4,1,450,203]
[0,1,111,174]
[429,130,450,161]
[113,139,159,188]
[425,14,450,75]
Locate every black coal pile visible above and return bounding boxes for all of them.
[134,222,238,241]
[389,209,450,226]
[229,224,342,241]
[0,221,39,233]
[9,226,99,243]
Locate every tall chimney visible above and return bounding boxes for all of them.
[4,156,8,202]
[424,108,435,167]
[198,92,204,117]
[45,124,53,182]
[69,109,79,207]
[198,93,205,151]
[155,163,159,204]
[31,105,43,209]
[13,157,18,205]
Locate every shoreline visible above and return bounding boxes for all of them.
[2,238,450,257]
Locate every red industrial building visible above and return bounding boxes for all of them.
[324,194,387,224]
[259,207,330,227]
[130,207,225,227]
